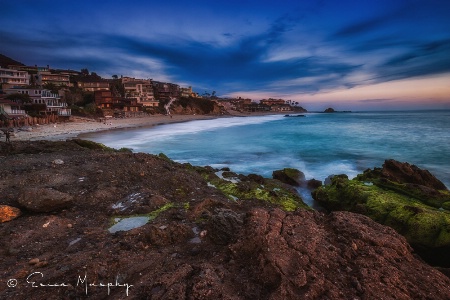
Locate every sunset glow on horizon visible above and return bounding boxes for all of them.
[1,0,450,110]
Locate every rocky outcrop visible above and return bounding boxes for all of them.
[17,187,74,212]
[359,159,447,190]
[198,166,308,211]
[2,142,450,299]
[171,97,221,115]
[324,107,335,113]
[272,168,306,186]
[313,160,450,267]
[229,208,450,299]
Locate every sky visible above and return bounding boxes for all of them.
[1,0,450,110]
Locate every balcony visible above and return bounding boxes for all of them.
[58,109,71,116]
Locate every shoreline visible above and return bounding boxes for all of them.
[8,110,291,142]
[9,114,221,142]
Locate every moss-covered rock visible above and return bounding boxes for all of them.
[272,168,306,186]
[314,175,450,246]
[71,139,116,151]
[198,168,308,212]
[312,166,450,266]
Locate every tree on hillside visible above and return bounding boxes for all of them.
[6,93,32,103]
[112,75,118,79]
[90,72,102,80]
[81,68,89,76]
[43,83,61,94]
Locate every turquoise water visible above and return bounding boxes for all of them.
[82,110,450,190]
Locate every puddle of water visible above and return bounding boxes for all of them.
[215,171,240,183]
[108,216,150,233]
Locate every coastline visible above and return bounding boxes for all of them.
[9,114,221,142]
[8,110,289,142]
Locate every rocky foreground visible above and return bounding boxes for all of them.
[1,141,450,299]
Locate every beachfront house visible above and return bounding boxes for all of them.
[94,90,144,117]
[0,95,28,121]
[122,77,158,107]
[37,71,70,87]
[152,81,180,101]
[3,87,71,116]
[0,67,30,89]
[75,78,110,92]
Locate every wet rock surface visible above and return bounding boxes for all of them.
[1,142,450,299]
[313,160,450,268]
[272,168,306,186]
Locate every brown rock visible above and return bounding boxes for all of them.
[0,205,21,223]
[229,208,450,299]
[381,159,447,190]
[17,187,73,212]
[272,168,306,186]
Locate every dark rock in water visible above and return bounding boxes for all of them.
[18,187,73,212]
[284,114,306,117]
[324,174,337,185]
[306,178,322,189]
[247,173,265,184]
[360,159,447,190]
[313,162,450,268]
[272,168,306,186]
[324,107,336,113]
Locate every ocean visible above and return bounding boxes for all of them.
[82,110,450,204]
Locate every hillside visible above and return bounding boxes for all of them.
[0,53,24,68]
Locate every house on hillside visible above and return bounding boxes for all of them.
[243,102,271,112]
[0,67,29,89]
[152,81,180,101]
[0,94,28,120]
[37,71,70,87]
[260,98,287,106]
[75,77,110,92]
[122,77,157,107]
[94,90,143,117]
[270,104,293,112]
[3,88,71,116]
[94,90,121,110]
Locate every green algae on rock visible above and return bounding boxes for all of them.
[312,161,450,266]
[272,168,306,186]
[197,168,308,211]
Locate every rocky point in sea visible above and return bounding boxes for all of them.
[1,140,450,299]
[313,159,450,270]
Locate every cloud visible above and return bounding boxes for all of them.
[374,38,450,81]
[356,98,394,103]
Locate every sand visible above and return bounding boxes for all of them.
[3,110,294,142]
[8,114,222,142]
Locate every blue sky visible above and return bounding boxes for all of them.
[1,0,450,110]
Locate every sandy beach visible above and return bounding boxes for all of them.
[7,114,222,142]
[2,110,295,142]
